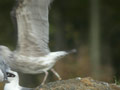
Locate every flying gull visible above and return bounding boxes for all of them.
[4,70,34,90]
[0,0,76,85]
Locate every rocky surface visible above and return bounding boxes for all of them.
[35,77,120,90]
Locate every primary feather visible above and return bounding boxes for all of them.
[16,0,51,56]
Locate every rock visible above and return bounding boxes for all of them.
[35,77,120,90]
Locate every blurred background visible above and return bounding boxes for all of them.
[0,0,120,89]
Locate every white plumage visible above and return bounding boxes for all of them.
[4,70,34,90]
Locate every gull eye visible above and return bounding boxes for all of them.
[6,72,15,77]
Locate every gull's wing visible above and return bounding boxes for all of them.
[12,0,52,56]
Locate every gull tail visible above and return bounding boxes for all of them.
[49,49,77,61]
[67,49,77,54]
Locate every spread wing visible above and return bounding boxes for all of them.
[12,0,52,56]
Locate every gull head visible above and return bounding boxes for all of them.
[6,70,18,83]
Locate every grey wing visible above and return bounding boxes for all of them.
[12,0,53,56]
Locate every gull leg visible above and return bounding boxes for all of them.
[51,69,62,80]
[41,71,48,85]
[2,70,8,82]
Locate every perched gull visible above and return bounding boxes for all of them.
[4,70,34,90]
[0,0,76,85]
[0,56,10,82]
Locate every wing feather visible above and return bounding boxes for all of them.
[13,0,52,56]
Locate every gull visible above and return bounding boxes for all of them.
[0,56,10,82]
[4,70,34,90]
[0,0,76,85]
